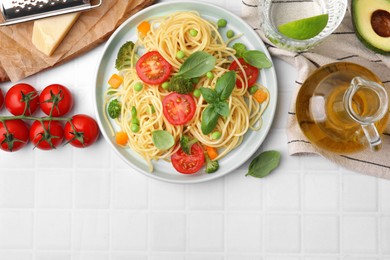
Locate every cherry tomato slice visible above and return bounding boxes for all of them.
[162,93,196,125]
[136,51,172,85]
[39,84,73,117]
[5,83,39,116]
[171,143,205,174]
[228,58,259,89]
[30,120,64,150]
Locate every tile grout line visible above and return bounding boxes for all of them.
[147,176,152,258]
[70,148,75,260]
[339,168,343,257]
[108,151,114,260]
[300,171,304,256]
[262,172,266,256]
[32,152,38,260]
[185,181,189,256]
[376,177,381,257]
[223,175,228,257]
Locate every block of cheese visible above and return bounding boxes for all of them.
[32,12,81,56]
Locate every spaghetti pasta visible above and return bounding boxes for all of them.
[104,11,270,173]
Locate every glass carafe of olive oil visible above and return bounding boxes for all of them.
[296,62,389,154]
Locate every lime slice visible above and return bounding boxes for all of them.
[277,14,329,40]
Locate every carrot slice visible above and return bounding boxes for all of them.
[253,89,268,104]
[137,21,151,37]
[115,131,128,146]
[108,73,123,89]
[205,146,218,160]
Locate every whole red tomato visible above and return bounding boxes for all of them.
[5,83,39,116]
[64,114,99,148]
[0,119,29,152]
[30,120,64,150]
[39,84,74,116]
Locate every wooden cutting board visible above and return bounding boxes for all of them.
[0,0,155,82]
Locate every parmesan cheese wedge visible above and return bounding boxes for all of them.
[32,12,81,56]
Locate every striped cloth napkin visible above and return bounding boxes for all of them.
[242,0,390,179]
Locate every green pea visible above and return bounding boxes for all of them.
[131,117,140,125]
[206,71,214,79]
[131,106,137,118]
[149,104,155,114]
[217,18,227,28]
[193,89,201,98]
[131,123,140,133]
[249,86,258,95]
[211,131,222,140]
[190,29,198,37]
[176,50,185,59]
[226,30,235,38]
[134,82,143,91]
[161,81,169,90]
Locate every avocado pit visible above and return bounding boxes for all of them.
[371,10,390,37]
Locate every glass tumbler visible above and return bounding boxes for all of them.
[260,0,348,52]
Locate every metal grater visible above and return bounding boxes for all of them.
[0,0,102,26]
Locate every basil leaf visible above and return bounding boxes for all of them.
[246,150,281,178]
[201,104,220,135]
[177,51,217,78]
[215,101,229,117]
[215,70,236,101]
[242,50,272,69]
[200,87,219,104]
[152,130,175,150]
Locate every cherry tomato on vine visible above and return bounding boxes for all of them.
[229,58,259,89]
[0,119,29,152]
[136,51,172,85]
[64,114,99,148]
[39,84,74,117]
[5,83,39,116]
[0,89,4,109]
[30,120,64,150]
[171,143,205,174]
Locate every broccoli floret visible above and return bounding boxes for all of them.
[168,75,195,94]
[115,41,135,71]
[205,154,219,173]
[180,135,198,154]
[233,42,248,58]
[108,99,121,119]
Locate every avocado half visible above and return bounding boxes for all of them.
[351,0,390,55]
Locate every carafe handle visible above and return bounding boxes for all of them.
[344,76,389,151]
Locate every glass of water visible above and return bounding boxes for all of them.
[260,0,348,52]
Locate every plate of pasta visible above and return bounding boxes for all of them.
[93,1,278,183]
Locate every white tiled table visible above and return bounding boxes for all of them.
[0,0,390,259]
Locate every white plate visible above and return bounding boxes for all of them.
[93,1,278,184]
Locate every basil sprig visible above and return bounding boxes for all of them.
[232,42,272,69]
[242,50,272,69]
[169,51,217,94]
[246,150,281,178]
[200,70,236,135]
[152,130,174,150]
[176,51,217,78]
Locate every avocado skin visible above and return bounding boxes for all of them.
[351,0,390,55]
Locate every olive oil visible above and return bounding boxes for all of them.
[296,62,389,154]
